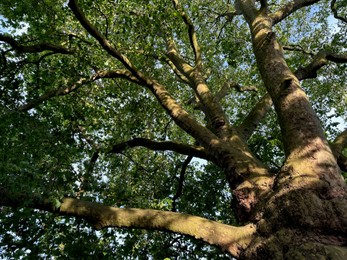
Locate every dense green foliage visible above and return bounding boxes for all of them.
[0,0,346,258]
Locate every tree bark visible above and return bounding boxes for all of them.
[233,0,347,258]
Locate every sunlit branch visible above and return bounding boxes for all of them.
[238,94,273,140]
[68,0,142,80]
[165,39,228,131]
[295,50,347,80]
[0,33,73,54]
[162,56,191,85]
[234,0,257,22]
[270,0,321,25]
[331,0,347,23]
[171,0,202,69]
[166,38,195,82]
[17,69,139,112]
[142,79,224,149]
[109,138,210,160]
[0,190,256,258]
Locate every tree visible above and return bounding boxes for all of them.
[0,0,346,258]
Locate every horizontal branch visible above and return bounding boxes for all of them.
[295,50,347,80]
[17,69,138,112]
[215,82,257,102]
[270,0,321,24]
[109,138,210,160]
[283,44,315,56]
[0,33,73,54]
[0,189,256,258]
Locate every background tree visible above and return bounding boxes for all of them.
[0,0,347,258]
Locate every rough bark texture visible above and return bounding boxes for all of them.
[1,0,347,259]
[233,0,347,258]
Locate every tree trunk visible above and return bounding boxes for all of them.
[232,1,347,258]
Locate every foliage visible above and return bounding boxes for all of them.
[0,0,346,258]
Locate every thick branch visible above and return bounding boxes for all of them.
[0,189,256,258]
[109,138,210,160]
[237,0,346,199]
[270,0,321,24]
[165,39,228,133]
[0,33,73,54]
[166,38,195,83]
[161,55,191,85]
[17,69,138,112]
[69,1,221,146]
[295,50,347,80]
[172,0,202,68]
[238,94,273,140]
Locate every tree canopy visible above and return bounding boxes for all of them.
[0,0,346,259]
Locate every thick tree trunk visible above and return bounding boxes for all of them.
[240,182,347,259]
[231,1,347,258]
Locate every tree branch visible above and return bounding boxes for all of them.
[109,138,210,160]
[270,0,321,24]
[165,38,195,83]
[165,37,228,133]
[0,189,256,258]
[238,94,273,140]
[172,0,202,69]
[68,0,219,146]
[215,82,257,102]
[68,0,141,80]
[172,155,193,212]
[0,33,73,54]
[283,44,315,56]
[295,50,347,80]
[17,69,139,112]
[165,37,229,134]
[331,0,347,23]
[161,55,191,85]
